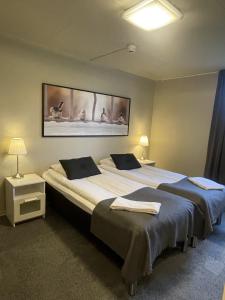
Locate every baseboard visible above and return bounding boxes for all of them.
[0,210,6,217]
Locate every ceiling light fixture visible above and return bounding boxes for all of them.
[122,0,182,31]
[90,44,137,62]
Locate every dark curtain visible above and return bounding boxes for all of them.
[204,70,225,184]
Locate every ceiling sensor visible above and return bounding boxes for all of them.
[90,44,137,62]
[128,44,137,53]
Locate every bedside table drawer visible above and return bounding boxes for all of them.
[20,198,41,215]
[14,194,45,223]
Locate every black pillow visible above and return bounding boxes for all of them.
[110,153,141,170]
[60,156,101,180]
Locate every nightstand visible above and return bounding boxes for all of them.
[138,159,156,166]
[5,174,46,227]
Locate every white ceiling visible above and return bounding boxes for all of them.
[0,0,225,80]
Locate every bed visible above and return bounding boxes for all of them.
[100,157,225,238]
[43,164,195,295]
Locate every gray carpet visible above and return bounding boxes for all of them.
[0,209,224,300]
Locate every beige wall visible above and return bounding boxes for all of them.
[150,74,218,176]
[0,38,155,215]
[0,37,219,216]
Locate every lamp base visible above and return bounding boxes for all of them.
[140,150,146,161]
[12,173,24,179]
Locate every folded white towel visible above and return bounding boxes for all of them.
[110,197,161,214]
[188,177,224,190]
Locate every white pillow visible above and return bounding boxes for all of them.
[99,157,116,168]
[50,163,67,177]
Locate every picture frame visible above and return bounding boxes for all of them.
[42,83,131,137]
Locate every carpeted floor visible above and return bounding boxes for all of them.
[0,209,224,300]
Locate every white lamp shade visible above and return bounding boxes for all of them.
[8,138,27,155]
[139,135,149,147]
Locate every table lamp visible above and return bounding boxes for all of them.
[8,138,27,179]
[139,135,149,160]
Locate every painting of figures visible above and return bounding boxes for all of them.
[42,83,130,136]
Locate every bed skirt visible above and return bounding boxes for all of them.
[46,183,91,233]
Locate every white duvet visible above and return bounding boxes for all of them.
[43,166,147,208]
[99,158,185,189]
[43,170,96,214]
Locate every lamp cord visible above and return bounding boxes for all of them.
[17,155,19,175]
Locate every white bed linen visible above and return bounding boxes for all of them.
[50,163,146,195]
[88,168,146,194]
[43,171,95,214]
[100,161,185,189]
[44,169,115,206]
[43,167,147,213]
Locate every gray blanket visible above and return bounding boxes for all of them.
[91,187,194,284]
[158,178,225,237]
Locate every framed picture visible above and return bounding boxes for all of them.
[42,83,131,137]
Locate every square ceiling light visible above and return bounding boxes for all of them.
[122,0,182,31]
